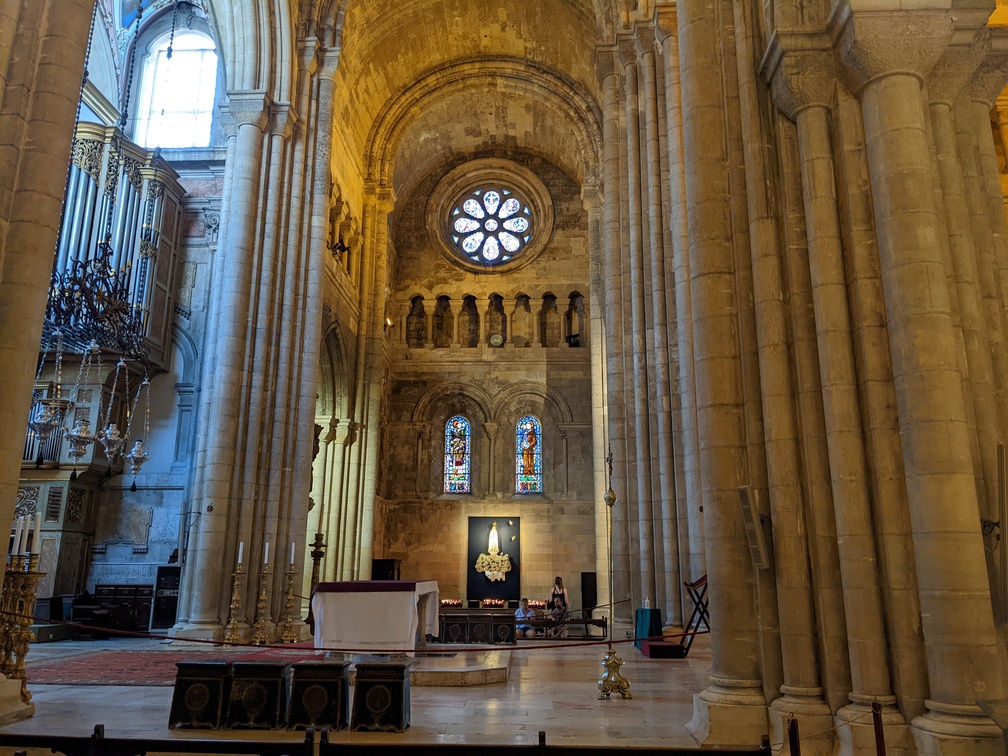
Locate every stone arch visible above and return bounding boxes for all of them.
[317,321,350,420]
[207,0,294,99]
[364,56,603,193]
[412,382,493,426]
[490,382,574,426]
[171,326,199,384]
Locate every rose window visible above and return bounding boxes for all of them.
[449,188,533,265]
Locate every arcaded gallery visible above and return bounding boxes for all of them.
[0,0,1007,753]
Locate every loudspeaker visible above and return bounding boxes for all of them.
[581,571,597,613]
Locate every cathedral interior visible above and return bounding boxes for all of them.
[2,0,1008,752]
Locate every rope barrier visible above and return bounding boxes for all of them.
[8,607,708,657]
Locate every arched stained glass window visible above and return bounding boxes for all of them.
[444,416,471,494]
[515,415,542,494]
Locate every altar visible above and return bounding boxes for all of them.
[311,580,440,652]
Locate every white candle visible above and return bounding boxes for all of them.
[263,541,269,565]
[32,513,41,555]
[237,541,244,565]
[19,517,29,556]
[11,518,22,557]
[289,542,295,566]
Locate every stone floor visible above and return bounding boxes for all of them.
[0,634,715,750]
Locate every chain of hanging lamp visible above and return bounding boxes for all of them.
[29,1,185,485]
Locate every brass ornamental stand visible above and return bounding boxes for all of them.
[250,569,272,645]
[598,447,631,700]
[1,554,45,705]
[278,568,299,643]
[223,565,245,644]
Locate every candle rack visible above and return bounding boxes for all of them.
[223,565,245,644]
[249,569,272,645]
[277,568,299,643]
[0,554,45,705]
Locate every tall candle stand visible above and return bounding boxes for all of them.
[223,565,246,644]
[1,554,45,705]
[598,447,631,700]
[249,569,273,645]
[277,567,299,643]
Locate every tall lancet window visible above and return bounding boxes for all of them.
[515,415,542,494]
[444,415,471,494]
[134,30,218,148]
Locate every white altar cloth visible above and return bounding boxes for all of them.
[311,580,440,652]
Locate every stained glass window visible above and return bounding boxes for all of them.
[444,416,471,494]
[515,415,543,494]
[450,187,533,265]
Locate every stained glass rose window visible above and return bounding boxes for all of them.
[449,188,533,265]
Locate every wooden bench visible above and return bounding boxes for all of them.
[522,611,608,639]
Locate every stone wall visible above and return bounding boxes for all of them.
[374,150,598,606]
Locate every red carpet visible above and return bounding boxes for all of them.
[26,645,324,686]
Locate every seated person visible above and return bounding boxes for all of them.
[515,597,538,639]
[549,594,570,639]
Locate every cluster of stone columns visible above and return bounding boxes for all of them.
[598,1,1008,752]
[174,40,341,639]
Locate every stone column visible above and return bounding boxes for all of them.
[596,45,632,620]
[183,92,268,636]
[769,42,900,744]
[583,186,612,621]
[619,35,656,610]
[655,9,706,584]
[355,186,394,578]
[678,0,765,742]
[838,12,1005,751]
[324,419,355,581]
[776,113,854,715]
[639,29,681,624]
[0,0,94,722]
[0,0,95,562]
[930,41,1006,623]
[747,37,834,745]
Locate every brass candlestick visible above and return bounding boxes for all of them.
[598,447,631,700]
[223,565,245,644]
[249,569,272,645]
[1,554,45,705]
[278,567,299,643]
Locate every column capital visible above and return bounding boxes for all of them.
[595,44,620,81]
[316,48,342,82]
[928,30,989,107]
[761,29,836,120]
[268,102,297,138]
[221,91,270,135]
[654,5,677,48]
[968,30,1008,106]
[635,23,656,58]
[828,6,953,94]
[617,33,637,68]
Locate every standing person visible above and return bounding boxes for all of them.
[515,597,537,639]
